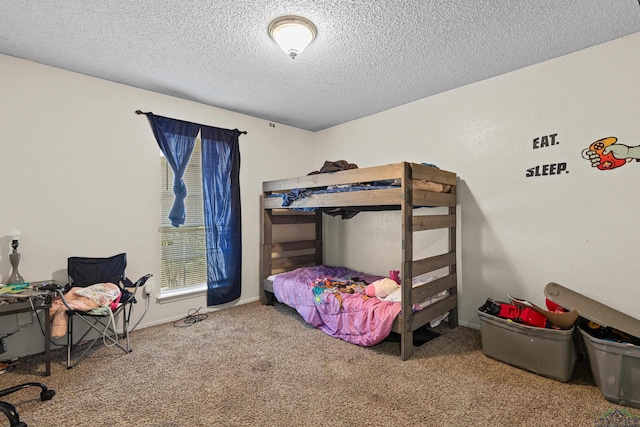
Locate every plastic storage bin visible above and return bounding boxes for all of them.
[579,327,640,409]
[545,282,640,409]
[477,309,576,382]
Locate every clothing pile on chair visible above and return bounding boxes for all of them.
[49,282,120,337]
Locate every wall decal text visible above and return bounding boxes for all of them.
[526,133,568,178]
[526,163,567,177]
[533,133,559,149]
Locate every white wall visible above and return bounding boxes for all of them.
[0,54,315,358]
[314,33,640,328]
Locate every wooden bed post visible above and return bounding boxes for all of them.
[400,162,414,361]
[447,200,459,327]
[260,195,274,305]
[314,211,323,266]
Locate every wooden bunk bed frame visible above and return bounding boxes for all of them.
[260,161,458,360]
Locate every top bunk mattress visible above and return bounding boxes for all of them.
[262,162,456,211]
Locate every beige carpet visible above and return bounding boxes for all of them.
[0,301,634,426]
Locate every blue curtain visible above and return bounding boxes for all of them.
[142,113,242,306]
[201,127,242,305]
[144,113,199,227]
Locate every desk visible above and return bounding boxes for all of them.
[0,291,51,376]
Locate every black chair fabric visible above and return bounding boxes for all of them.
[68,254,127,288]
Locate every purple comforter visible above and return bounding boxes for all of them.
[273,265,402,346]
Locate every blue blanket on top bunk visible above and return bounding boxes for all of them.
[275,184,396,211]
[270,162,441,216]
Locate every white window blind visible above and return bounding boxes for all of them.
[160,139,207,290]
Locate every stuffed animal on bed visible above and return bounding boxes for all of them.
[365,278,400,298]
[389,270,401,285]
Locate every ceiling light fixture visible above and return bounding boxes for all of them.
[268,15,317,59]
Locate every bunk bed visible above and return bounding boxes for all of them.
[260,161,458,360]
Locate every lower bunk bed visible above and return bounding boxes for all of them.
[260,161,459,360]
[263,265,452,346]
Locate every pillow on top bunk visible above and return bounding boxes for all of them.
[390,179,451,193]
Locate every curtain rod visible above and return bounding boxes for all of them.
[135,110,247,135]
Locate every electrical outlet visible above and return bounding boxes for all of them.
[144,282,152,296]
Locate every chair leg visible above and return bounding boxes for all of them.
[122,305,131,353]
[66,317,111,369]
[65,309,132,369]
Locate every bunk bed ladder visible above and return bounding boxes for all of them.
[400,162,459,360]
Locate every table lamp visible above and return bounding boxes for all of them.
[8,229,24,284]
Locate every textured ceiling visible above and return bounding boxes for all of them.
[1,1,639,131]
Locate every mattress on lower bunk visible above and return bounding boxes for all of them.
[268,265,448,347]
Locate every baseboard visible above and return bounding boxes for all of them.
[133,296,260,330]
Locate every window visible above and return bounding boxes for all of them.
[160,139,207,290]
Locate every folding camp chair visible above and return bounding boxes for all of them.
[46,253,151,369]
[0,382,55,427]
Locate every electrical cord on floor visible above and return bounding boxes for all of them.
[128,293,150,333]
[173,307,207,327]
